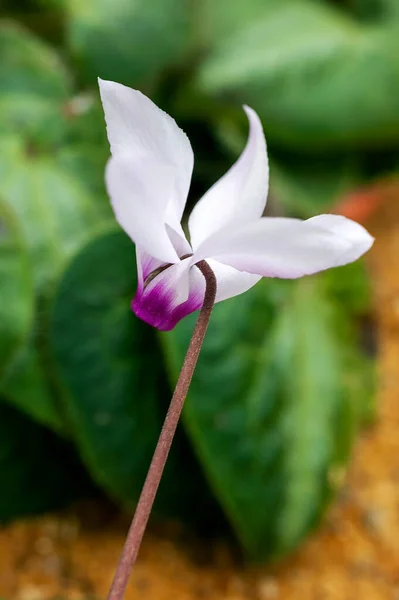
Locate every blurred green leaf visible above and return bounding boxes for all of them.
[0,21,71,139]
[270,155,361,217]
[0,402,92,521]
[66,0,192,85]
[61,95,110,148]
[0,21,69,98]
[196,0,399,149]
[350,0,399,21]
[0,135,106,292]
[50,229,219,522]
[0,23,111,436]
[57,147,109,208]
[163,276,368,560]
[0,202,33,378]
[259,279,364,556]
[324,260,372,316]
[1,342,65,433]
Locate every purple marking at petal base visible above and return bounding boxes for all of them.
[131,278,203,331]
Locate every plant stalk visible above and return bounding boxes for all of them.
[106,260,217,600]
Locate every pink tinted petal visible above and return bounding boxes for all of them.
[132,258,202,331]
[99,79,193,227]
[136,247,165,290]
[188,106,269,250]
[194,216,374,279]
[133,253,261,330]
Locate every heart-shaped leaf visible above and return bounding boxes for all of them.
[163,275,369,560]
[50,229,219,522]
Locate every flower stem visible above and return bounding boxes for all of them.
[106,260,217,600]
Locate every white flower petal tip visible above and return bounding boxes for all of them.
[194,215,374,280]
[188,103,269,250]
[98,78,194,262]
[306,215,375,262]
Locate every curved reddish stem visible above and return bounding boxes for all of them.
[107,260,217,600]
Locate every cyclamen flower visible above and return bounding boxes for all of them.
[99,79,374,331]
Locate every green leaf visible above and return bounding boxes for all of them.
[0,21,70,98]
[56,146,110,211]
[163,276,367,561]
[50,229,161,505]
[0,402,92,522]
[0,206,66,432]
[0,25,110,434]
[0,342,65,433]
[265,279,360,555]
[323,260,372,316]
[0,22,71,139]
[50,229,218,522]
[0,202,33,378]
[196,1,399,149]
[349,0,399,21]
[66,0,192,84]
[0,135,106,293]
[270,155,361,217]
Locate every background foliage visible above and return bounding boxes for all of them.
[0,0,390,561]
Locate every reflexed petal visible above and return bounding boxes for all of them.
[194,215,374,278]
[209,260,261,303]
[106,155,179,262]
[188,106,269,250]
[99,79,193,226]
[173,258,261,308]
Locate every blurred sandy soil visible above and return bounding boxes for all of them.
[0,201,399,600]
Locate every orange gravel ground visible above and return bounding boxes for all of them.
[0,203,398,600]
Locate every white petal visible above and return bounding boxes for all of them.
[106,155,179,262]
[305,214,375,263]
[183,258,261,306]
[188,105,269,250]
[209,260,261,303]
[194,215,374,279]
[99,78,194,230]
[166,223,193,258]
